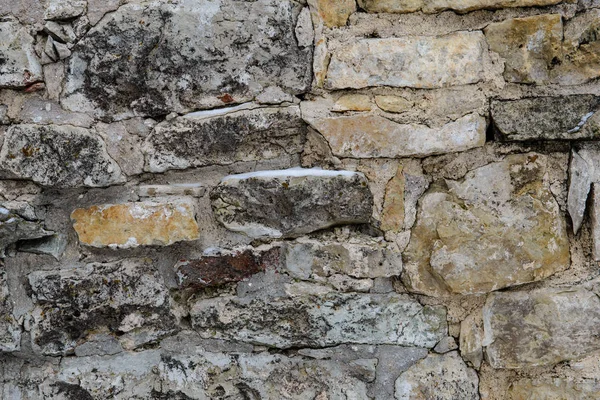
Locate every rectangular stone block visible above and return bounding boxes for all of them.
[358,0,566,14]
[71,199,199,248]
[325,32,485,89]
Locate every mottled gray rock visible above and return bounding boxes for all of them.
[44,0,86,20]
[144,105,307,173]
[591,183,600,261]
[190,291,447,349]
[97,121,144,176]
[0,19,43,88]
[28,259,177,355]
[18,233,67,260]
[9,97,94,127]
[62,0,312,120]
[483,287,600,368]
[0,206,52,258]
[0,124,123,187]
[0,268,21,352]
[492,96,600,141]
[211,168,373,239]
[394,352,479,400]
[568,148,596,234]
[433,336,458,353]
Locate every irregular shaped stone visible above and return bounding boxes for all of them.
[176,247,281,288]
[28,260,176,355]
[96,121,144,176]
[308,113,486,158]
[309,0,356,27]
[483,287,600,368]
[484,14,563,84]
[375,95,413,114]
[211,168,373,239]
[0,206,52,257]
[509,378,600,400]
[18,233,67,260]
[460,310,484,369]
[0,267,20,352]
[326,32,485,89]
[62,0,312,120]
[491,96,600,141]
[0,19,43,88]
[71,199,199,248]
[433,336,458,354]
[144,105,307,173]
[359,0,564,13]
[191,292,447,349]
[332,94,373,112]
[44,0,86,20]
[394,352,479,400]
[381,165,405,233]
[403,154,569,296]
[568,149,594,233]
[0,124,123,187]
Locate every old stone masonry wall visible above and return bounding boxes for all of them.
[2,0,600,399]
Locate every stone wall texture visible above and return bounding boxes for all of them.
[1,0,600,399]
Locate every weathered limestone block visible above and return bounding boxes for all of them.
[403,154,569,296]
[191,292,447,349]
[211,168,373,239]
[0,206,52,257]
[71,199,200,248]
[483,287,600,368]
[358,0,565,14]
[326,32,486,89]
[394,352,479,400]
[484,14,563,84]
[307,113,486,158]
[62,0,312,119]
[491,96,600,141]
[144,105,307,173]
[509,378,600,399]
[0,124,123,187]
[44,0,86,20]
[0,267,20,352]
[176,247,282,288]
[308,0,356,27]
[29,260,176,356]
[332,94,373,112]
[0,19,43,88]
[375,95,413,114]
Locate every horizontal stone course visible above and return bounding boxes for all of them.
[358,0,566,14]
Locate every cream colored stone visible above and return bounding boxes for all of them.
[332,94,372,112]
[403,154,570,296]
[484,14,563,84]
[308,0,356,27]
[326,32,485,89]
[374,95,412,114]
[71,200,200,248]
[381,165,405,233]
[359,0,565,13]
[308,113,486,158]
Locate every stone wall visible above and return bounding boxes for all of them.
[1,0,600,398]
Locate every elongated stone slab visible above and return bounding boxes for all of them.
[211,168,373,239]
[483,287,600,368]
[308,113,486,158]
[71,200,199,248]
[358,0,565,14]
[326,32,485,89]
[0,19,43,88]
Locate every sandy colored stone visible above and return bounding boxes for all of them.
[403,154,570,296]
[326,32,485,89]
[484,14,563,84]
[483,287,600,368]
[381,165,405,233]
[359,0,565,13]
[71,200,200,248]
[460,310,484,369]
[309,0,356,27]
[375,95,413,113]
[509,378,600,400]
[308,113,486,158]
[332,94,372,112]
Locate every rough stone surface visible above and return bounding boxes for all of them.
[508,378,600,400]
[326,32,485,89]
[404,154,569,296]
[0,267,20,352]
[491,96,600,141]
[0,19,43,88]
[309,0,356,27]
[211,169,373,239]
[71,199,200,248]
[308,113,486,158]
[359,0,564,13]
[62,0,312,120]
[0,124,123,187]
[592,183,600,261]
[28,259,176,356]
[191,291,447,349]
[568,148,595,233]
[395,352,479,400]
[0,206,52,257]
[483,287,600,368]
[144,105,307,173]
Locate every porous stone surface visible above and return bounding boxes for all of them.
[0,19,43,88]
[71,199,200,248]
[211,169,373,238]
[403,154,569,296]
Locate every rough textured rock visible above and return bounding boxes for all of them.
[144,105,307,173]
[326,32,485,89]
[211,169,373,239]
[44,0,86,20]
[395,352,479,400]
[591,183,600,261]
[403,154,570,296]
[307,113,486,158]
[62,0,312,120]
[191,291,447,349]
[71,199,200,248]
[0,267,20,352]
[359,0,564,13]
[0,124,123,187]
[508,378,600,399]
[0,19,43,88]
[491,96,600,141]
[483,287,600,368]
[460,310,484,369]
[29,259,176,356]
[484,14,563,84]
[568,148,595,233]
[0,206,52,257]
[309,0,356,27]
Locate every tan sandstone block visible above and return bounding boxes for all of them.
[309,0,356,27]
